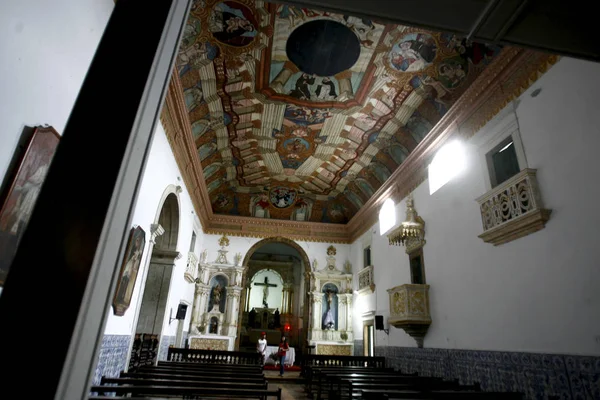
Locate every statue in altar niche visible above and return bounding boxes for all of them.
[248,307,257,328]
[274,308,280,328]
[208,274,228,313]
[209,316,219,334]
[322,284,338,330]
[254,276,277,308]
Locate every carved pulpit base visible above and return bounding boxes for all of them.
[398,324,430,348]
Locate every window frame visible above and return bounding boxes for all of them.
[477,107,528,191]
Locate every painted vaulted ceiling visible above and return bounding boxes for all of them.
[175,0,501,225]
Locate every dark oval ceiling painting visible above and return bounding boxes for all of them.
[177,0,501,224]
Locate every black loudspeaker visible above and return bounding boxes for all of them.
[375,315,384,330]
[176,304,188,320]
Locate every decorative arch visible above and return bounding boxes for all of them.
[153,185,181,251]
[321,282,340,292]
[241,236,311,274]
[235,236,311,350]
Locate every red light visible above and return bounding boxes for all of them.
[284,323,291,331]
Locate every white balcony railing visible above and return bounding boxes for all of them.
[476,168,551,245]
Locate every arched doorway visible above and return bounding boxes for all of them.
[129,191,180,368]
[236,237,311,359]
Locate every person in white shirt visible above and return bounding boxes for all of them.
[256,332,268,365]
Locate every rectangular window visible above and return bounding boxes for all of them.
[189,232,197,253]
[363,246,371,267]
[409,249,425,284]
[487,136,520,187]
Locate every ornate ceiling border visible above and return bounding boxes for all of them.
[161,48,558,244]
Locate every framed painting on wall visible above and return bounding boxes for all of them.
[112,226,146,316]
[0,126,61,286]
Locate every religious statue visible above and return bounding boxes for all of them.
[312,258,318,271]
[248,307,257,328]
[262,285,269,308]
[211,283,223,310]
[274,308,281,328]
[323,289,335,330]
[234,252,242,266]
[254,276,277,308]
[200,249,208,263]
[209,316,219,334]
[344,260,352,273]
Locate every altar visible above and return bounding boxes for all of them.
[188,335,235,351]
[264,345,295,366]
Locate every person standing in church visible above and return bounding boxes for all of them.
[277,336,289,376]
[256,331,268,366]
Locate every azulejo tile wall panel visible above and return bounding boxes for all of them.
[158,335,176,361]
[93,335,131,385]
[373,346,600,399]
[353,340,363,357]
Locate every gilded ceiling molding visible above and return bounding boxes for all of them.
[163,47,558,244]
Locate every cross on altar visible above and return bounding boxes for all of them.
[254,276,277,308]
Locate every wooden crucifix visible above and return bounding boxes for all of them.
[254,276,277,308]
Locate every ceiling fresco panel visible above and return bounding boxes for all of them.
[176,0,502,224]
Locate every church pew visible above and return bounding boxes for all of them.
[89,384,282,399]
[316,373,446,400]
[306,366,396,394]
[307,367,397,397]
[157,360,260,370]
[167,347,262,365]
[121,370,267,384]
[363,389,524,399]
[332,376,469,400]
[301,355,386,377]
[136,365,264,378]
[342,380,481,400]
[99,377,267,392]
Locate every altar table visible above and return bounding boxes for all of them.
[264,345,295,366]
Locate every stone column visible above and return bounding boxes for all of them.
[225,287,242,339]
[334,71,354,100]
[338,295,348,332]
[270,61,300,93]
[191,284,210,333]
[310,292,322,341]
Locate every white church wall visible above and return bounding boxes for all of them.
[0,0,113,181]
[94,123,202,382]
[351,57,600,359]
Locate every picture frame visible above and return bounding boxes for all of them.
[112,226,146,316]
[0,126,61,285]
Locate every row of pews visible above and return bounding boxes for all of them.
[302,355,525,400]
[89,348,282,399]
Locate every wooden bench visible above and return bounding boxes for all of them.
[317,372,444,400]
[362,388,524,399]
[308,368,397,398]
[101,376,267,391]
[167,347,262,365]
[306,365,395,395]
[157,360,260,370]
[90,384,282,399]
[135,365,264,378]
[329,375,461,400]
[301,355,386,377]
[121,370,266,384]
